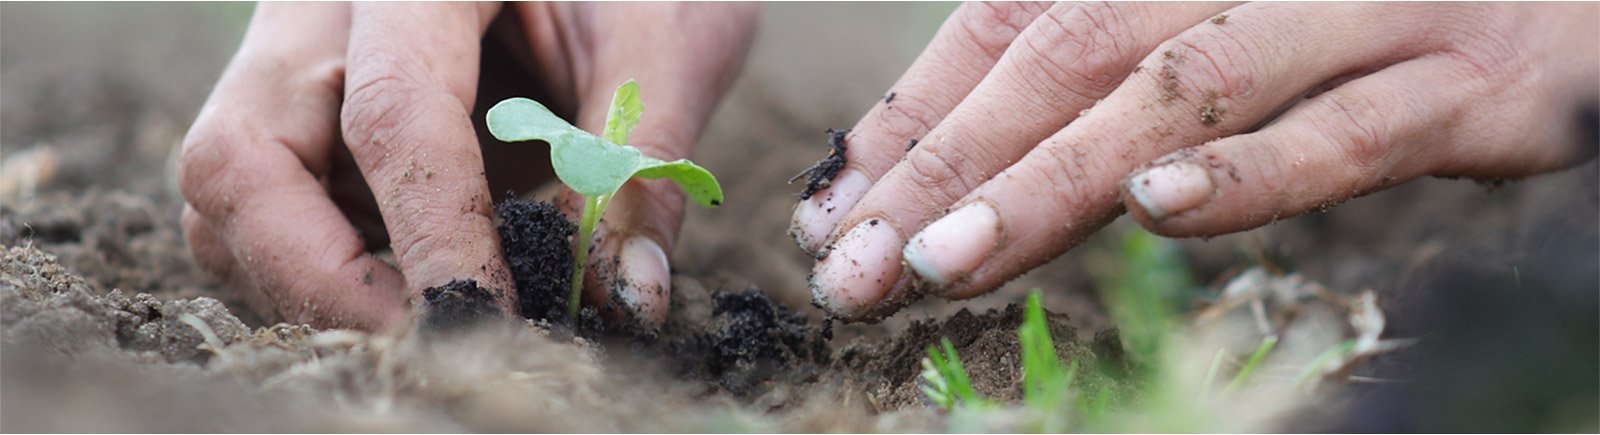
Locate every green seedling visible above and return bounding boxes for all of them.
[920,290,1102,432]
[487,80,723,320]
[921,338,982,410]
[1223,334,1279,395]
[1090,228,1194,365]
[1019,290,1079,432]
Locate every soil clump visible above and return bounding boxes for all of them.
[789,128,850,200]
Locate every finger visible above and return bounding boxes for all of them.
[788,2,1051,255]
[180,4,408,330]
[535,3,758,328]
[180,206,257,309]
[1124,54,1588,236]
[340,3,514,313]
[809,2,1230,319]
[898,3,1457,301]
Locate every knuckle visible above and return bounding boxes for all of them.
[1165,26,1263,103]
[1021,3,1138,98]
[951,2,1044,59]
[394,220,452,270]
[1031,143,1105,213]
[872,93,944,143]
[1243,142,1295,204]
[1312,91,1391,169]
[903,146,980,205]
[1437,11,1530,90]
[177,120,249,215]
[340,56,430,164]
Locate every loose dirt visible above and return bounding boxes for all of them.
[3,3,1595,432]
[493,198,576,323]
[789,128,851,200]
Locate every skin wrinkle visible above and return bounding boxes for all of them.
[1010,18,1112,110]
[804,3,1599,321]
[956,2,1042,62]
[869,91,946,155]
[1171,36,1257,110]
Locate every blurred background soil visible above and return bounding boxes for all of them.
[2,3,1595,432]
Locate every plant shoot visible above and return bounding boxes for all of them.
[486,80,724,320]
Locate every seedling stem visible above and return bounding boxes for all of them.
[570,194,606,317]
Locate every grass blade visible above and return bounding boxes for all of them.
[1225,334,1279,394]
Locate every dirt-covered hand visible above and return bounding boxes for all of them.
[179,3,756,331]
[790,2,1599,321]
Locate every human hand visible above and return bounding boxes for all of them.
[791,2,1598,321]
[180,2,756,331]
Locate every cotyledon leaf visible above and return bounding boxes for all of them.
[485,97,579,143]
[603,80,643,146]
[549,133,645,198]
[486,81,723,208]
[636,157,724,207]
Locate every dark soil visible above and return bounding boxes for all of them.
[789,128,850,200]
[419,279,504,334]
[667,288,832,397]
[3,4,1596,431]
[493,198,575,322]
[489,197,613,338]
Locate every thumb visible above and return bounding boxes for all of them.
[558,177,685,329]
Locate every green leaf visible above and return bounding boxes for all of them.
[1225,334,1279,394]
[1020,290,1063,408]
[549,133,645,200]
[486,97,579,143]
[920,356,954,409]
[486,83,722,208]
[603,80,643,145]
[939,338,980,405]
[636,157,725,207]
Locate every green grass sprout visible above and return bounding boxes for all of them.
[1020,290,1078,432]
[486,80,723,320]
[922,337,982,409]
[1224,334,1279,395]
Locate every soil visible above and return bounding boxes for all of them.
[789,128,851,200]
[419,279,504,334]
[830,304,1124,412]
[493,198,576,323]
[2,3,1596,432]
[666,289,832,397]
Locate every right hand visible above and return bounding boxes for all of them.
[791,2,1598,321]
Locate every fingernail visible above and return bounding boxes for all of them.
[904,202,1001,293]
[616,236,670,327]
[790,169,870,255]
[1129,162,1215,220]
[810,218,902,318]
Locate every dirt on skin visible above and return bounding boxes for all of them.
[789,128,850,201]
[4,3,1597,432]
[419,279,505,334]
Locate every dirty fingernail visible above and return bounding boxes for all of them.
[904,202,1001,294]
[617,236,670,327]
[810,218,902,318]
[1129,162,1215,220]
[790,169,869,255]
